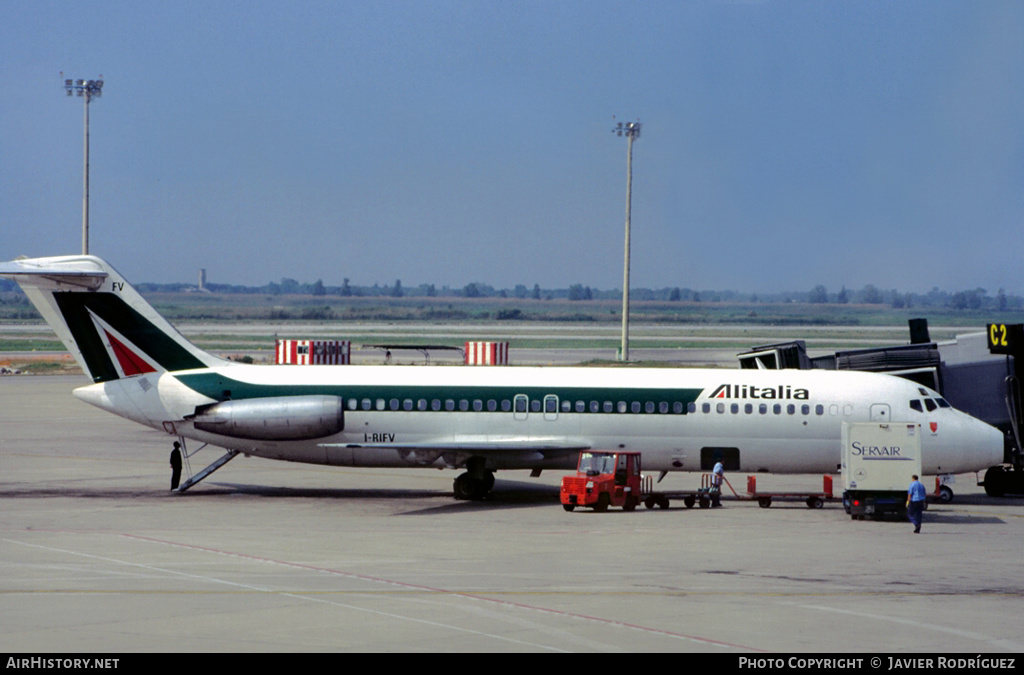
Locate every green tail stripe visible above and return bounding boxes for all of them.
[55,292,206,382]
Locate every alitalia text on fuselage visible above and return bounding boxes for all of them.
[707,383,810,400]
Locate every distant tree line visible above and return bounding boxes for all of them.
[802,284,1022,311]
[1,277,1020,312]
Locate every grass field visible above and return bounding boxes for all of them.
[2,291,1020,373]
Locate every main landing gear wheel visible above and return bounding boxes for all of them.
[453,470,495,501]
[937,485,954,503]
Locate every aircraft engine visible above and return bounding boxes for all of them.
[192,395,344,440]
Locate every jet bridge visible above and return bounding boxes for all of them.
[738,319,1024,496]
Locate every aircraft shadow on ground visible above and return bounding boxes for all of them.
[182,478,563,514]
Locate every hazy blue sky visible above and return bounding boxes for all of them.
[2,1,1022,294]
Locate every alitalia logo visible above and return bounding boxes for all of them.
[707,384,809,400]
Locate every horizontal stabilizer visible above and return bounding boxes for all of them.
[0,257,108,289]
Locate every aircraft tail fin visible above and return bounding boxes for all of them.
[0,255,227,382]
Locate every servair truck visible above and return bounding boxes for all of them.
[842,422,922,520]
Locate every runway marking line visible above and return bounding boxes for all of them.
[4,534,765,652]
[130,533,764,651]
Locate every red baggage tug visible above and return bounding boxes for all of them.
[561,451,642,511]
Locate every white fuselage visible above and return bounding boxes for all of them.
[73,363,1005,477]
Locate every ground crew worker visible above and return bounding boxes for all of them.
[711,461,724,507]
[170,442,182,490]
[906,474,927,533]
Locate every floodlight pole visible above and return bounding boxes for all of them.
[614,120,641,361]
[63,75,104,255]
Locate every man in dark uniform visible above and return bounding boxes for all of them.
[170,442,183,490]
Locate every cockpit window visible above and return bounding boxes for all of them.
[910,400,923,413]
[937,398,951,408]
[924,399,937,412]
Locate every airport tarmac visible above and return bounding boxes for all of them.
[3,375,1024,654]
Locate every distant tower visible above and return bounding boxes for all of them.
[199,268,207,291]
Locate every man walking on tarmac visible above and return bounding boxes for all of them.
[907,474,927,533]
[711,461,725,507]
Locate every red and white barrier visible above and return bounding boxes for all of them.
[465,341,509,365]
[276,340,350,365]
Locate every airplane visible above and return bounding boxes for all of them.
[1,254,1005,500]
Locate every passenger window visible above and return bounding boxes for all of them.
[631,401,641,413]
[815,405,824,415]
[618,401,628,413]
[347,398,358,410]
[531,399,541,413]
[590,401,600,413]
[446,399,455,411]
[514,397,527,413]
[487,400,497,412]
[501,399,512,412]
[759,404,768,415]
[702,402,711,414]
[717,403,725,414]
[801,405,810,415]
[361,398,372,411]
[403,399,413,411]
[473,400,483,412]
[744,404,753,414]
[431,399,441,411]
[604,401,613,413]
[376,399,386,411]
[561,399,572,412]
[576,401,586,413]
[787,404,795,415]
[418,399,428,411]
[773,404,782,415]
[460,400,470,411]
[730,404,739,414]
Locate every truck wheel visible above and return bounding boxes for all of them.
[595,493,610,512]
[644,497,656,509]
[623,495,638,512]
[758,497,772,508]
[807,496,824,509]
[684,495,696,508]
[699,497,710,509]
[938,485,954,503]
[984,466,1007,497]
[563,504,575,512]
[658,497,670,509]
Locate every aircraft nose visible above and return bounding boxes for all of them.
[964,414,1005,470]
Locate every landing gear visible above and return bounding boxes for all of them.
[453,460,495,501]
[982,465,1024,497]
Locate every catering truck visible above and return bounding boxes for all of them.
[842,422,922,520]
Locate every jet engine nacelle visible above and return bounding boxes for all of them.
[192,395,344,440]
